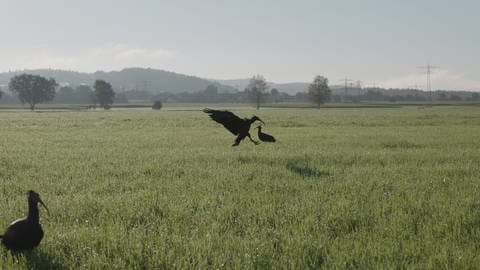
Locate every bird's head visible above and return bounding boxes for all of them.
[251,116,265,125]
[28,190,49,213]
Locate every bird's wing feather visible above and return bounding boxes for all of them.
[203,108,243,135]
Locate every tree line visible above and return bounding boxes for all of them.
[0,73,330,109]
[3,74,116,110]
[0,73,478,110]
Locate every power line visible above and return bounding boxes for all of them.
[419,64,438,104]
[368,81,378,88]
[339,78,353,102]
[356,80,362,96]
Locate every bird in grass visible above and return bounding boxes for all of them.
[203,108,265,146]
[1,190,49,251]
[255,125,276,143]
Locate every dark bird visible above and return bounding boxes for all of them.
[1,190,49,251]
[255,126,277,142]
[203,108,265,146]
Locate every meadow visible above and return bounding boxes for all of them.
[0,106,479,269]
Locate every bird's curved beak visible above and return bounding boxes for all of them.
[39,199,49,214]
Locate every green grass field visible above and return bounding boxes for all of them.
[0,106,479,269]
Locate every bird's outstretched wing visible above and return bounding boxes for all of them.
[203,108,244,135]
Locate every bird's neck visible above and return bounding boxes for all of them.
[28,202,40,223]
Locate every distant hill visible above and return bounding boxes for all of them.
[0,68,341,95]
[0,69,92,87]
[0,68,237,94]
[2,69,474,98]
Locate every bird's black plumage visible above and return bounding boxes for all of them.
[203,108,265,146]
[1,190,49,251]
[256,126,276,142]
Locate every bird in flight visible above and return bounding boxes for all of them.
[203,108,264,146]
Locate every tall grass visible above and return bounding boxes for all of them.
[0,107,479,269]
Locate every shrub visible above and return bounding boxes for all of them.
[152,100,163,110]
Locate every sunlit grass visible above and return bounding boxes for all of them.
[0,106,479,268]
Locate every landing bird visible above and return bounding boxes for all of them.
[203,108,264,146]
[1,190,49,251]
[255,126,276,143]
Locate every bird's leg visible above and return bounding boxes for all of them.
[247,133,260,145]
[232,135,245,146]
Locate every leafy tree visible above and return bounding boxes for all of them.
[55,86,75,103]
[204,84,218,96]
[388,96,398,103]
[8,74,57,110]
[115,92,128,103]
[270,88,279,96]
[308,75,331,108]
[270,88,281,102]
[332,94,342,103]
[202,84,219,102]
[246,75,268,109]
[152,100,163,110]
[472,92,479,101]
[93,80,115,110]
[75,85,95,104]
[450,95,462,101]
[0,88,3,100]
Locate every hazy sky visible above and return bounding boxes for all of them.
[1,0,479,90]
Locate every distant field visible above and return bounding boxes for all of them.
[0,106,479,269]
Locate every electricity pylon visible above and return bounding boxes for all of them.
[339,78,353,102]
[419,64,438,105]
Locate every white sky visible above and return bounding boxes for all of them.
[1,0,479,90]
